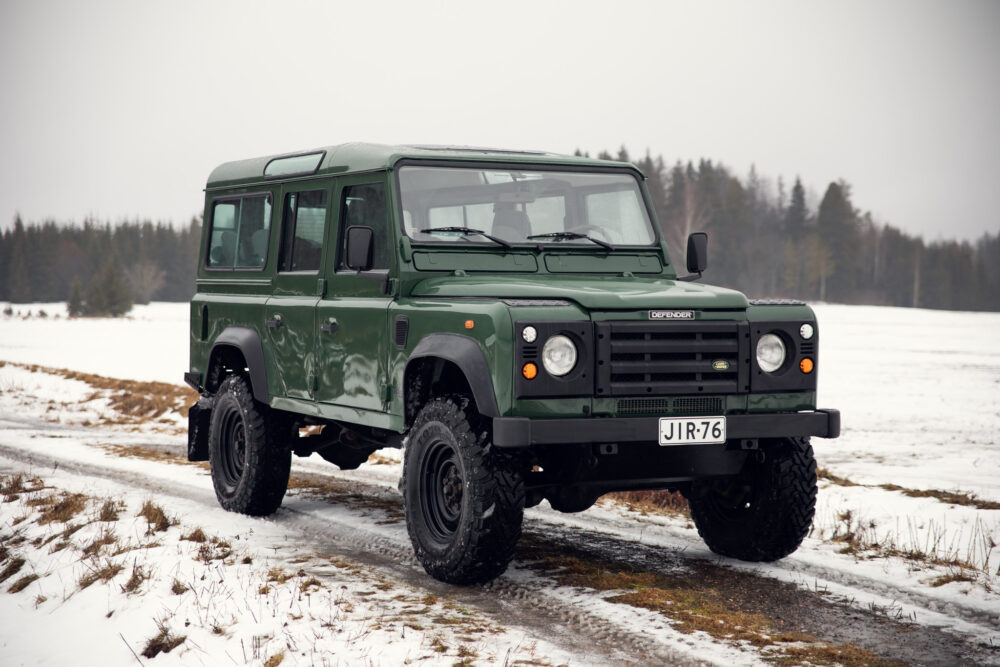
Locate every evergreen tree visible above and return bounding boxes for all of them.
[816,181,860,301]
[86,258,132,317]
[784,178,809,242]
[67,277,84,317]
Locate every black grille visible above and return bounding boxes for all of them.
[617,396,723,416]
[394,316,409,349]
[596,321,748,396]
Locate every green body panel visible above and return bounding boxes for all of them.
[408,275,749,311]
[190,143,825,438]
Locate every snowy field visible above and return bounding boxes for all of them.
[2,301,999,665]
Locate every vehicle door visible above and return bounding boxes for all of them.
[264,182,333,400]
[315,175,393,412]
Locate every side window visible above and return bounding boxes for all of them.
[279,190,328,272]
[339,183,389,270]
[207,195,271,269]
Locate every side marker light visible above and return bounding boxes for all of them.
[800,358,814,374]
[522,363,538,380]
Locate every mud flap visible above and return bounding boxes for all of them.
[187,397,213,462]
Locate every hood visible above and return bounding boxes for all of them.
[410,275,749,311]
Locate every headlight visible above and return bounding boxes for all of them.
[542,335,577,376]
[756,333,786,373]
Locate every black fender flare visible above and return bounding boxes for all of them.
[208,326,269,403]
[404,333,500,418]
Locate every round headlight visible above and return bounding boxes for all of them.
[799,323,815,340]
[542,335,577,376]
[756,333,786,373]
[522,326,537,343]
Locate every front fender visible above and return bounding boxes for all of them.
[405,333,500,418]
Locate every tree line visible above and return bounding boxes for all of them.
[582,147,1000,312]
[0,217,201,315]
[1,151,998,313]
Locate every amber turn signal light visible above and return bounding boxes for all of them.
[522,362,538,380]
[799,357,814,374]
[464,320,474,329]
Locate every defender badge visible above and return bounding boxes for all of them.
[649,310,694,320]
[712,360,730,371]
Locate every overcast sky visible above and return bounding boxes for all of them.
[1,0,997,241]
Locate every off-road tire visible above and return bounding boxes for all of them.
[208,375,292,516]
[687,437,816,561]
[403,396,525,585]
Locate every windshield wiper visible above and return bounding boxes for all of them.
[526,231,613,251]
[419,226,512,249]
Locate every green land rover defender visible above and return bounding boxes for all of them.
[185,143,840,584]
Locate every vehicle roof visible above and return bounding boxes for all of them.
[206,142,641,189]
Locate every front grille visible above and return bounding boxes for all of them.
[596,320,748,396]
[617,396,723,416]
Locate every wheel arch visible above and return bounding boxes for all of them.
[207,326,270,404]
[403,333,500,425]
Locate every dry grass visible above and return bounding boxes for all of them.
[34,492,87,525]
[196,537,233,563]
[81,527,119,557]
[0,557,26,584]
[520,533,901,666]
[78,560,124,589]
[605,489,690,517]
[181,527,207,543]
[97,499,122,522]
[264,652,285,667]
[171,578,189,595]
[8,573,40,593]
[138,500,173,534]
[121,564,148,594]
[142,620,186,659]
[818,467,1000,510]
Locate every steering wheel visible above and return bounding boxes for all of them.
[567,225,614,243]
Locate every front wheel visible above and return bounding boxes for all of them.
[403,396,525,584]
[687,437,817,561]
[208,375,292,516]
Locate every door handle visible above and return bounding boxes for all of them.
[266,314,283,329]
[320,317,339,334]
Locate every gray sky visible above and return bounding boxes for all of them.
[1,0,998,241]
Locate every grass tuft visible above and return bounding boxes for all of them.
[8,573,40,593]
[263,652,285,667]
[36,493,87,524]
[170,578,189,595]
[78,560,124,589]
[138,500,172,534]
[141,620,186,659]
[81,528,118,557]
[605,489,689,517]
[181,527,207,543]
[0,557,26,584]
[97,499,122,522]
[121,564,148,594]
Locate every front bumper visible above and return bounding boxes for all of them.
[492,408,840,448]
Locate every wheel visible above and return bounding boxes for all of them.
[403,396,525,584]
[687,437,817,561]
[208,375,292,516]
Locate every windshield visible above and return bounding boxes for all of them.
[398,165,657,247]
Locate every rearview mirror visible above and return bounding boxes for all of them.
[686,232,708,274]
[346,226,374,271]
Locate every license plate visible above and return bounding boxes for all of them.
[658,416,726,445]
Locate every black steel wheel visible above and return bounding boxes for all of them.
[403,396,525,585]
[687,437,817,561]
[208,375,292,516]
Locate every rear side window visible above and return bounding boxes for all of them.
[279,190,328,272]
[207,194,272,269]
[339,183,389,270]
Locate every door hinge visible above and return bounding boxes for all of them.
[381,383,394,406]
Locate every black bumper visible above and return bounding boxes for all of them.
[492,408,840,448]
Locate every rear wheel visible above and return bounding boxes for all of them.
[209,375,292,516]
[687,437,817,561]
[403,396,525,584]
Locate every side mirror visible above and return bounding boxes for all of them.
[346,226,374,271]
[686,231,708,274]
